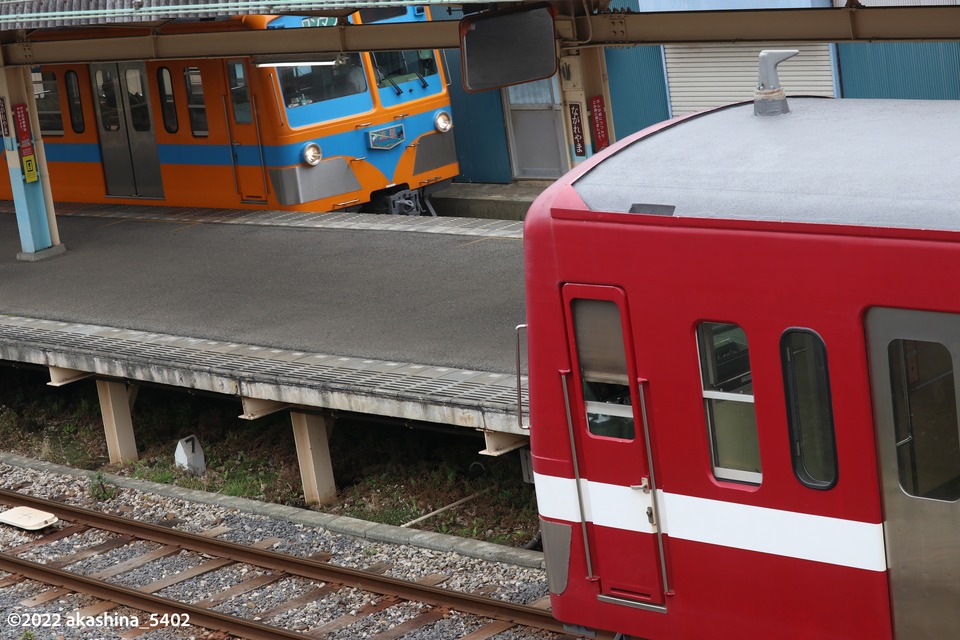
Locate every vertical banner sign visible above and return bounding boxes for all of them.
[569,102,586,157]
[13,103,38,183]
[589,95,609,152]
[0,98,8,137]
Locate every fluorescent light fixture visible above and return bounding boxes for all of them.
[255,61,337,68]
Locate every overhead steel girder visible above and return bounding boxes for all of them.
[2,20,462,66]
[4,5,960,67]
[571,6,960,47]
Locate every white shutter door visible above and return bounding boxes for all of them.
[664,42,835,116]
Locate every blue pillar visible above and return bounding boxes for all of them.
[2,66,64,261]
[6,134,52,255]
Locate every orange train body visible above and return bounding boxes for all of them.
[5,8,458,214]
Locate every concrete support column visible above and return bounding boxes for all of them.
[96,380,139,464]
[290,411,336,506]
[0,64,63,261]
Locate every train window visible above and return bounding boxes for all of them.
[572,299,635,440]
[698,322,762,484]
[124,68,151,132]
[782,330,837,489]
[95,69,121,132]
[371,50,439,90]
[888,339,960,502]
[32,71,64,135]
[227,61,253,124]
[157,68,178,134]
[273,53,367,108]
[182,67,208,137]
[64,71,84,134]
[357,7,407,23]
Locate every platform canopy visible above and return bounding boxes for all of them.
[0,0,481,29]
[4,0,960,42]
[1,2,960,69]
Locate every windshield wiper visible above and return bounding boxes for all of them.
[376,65,403,96]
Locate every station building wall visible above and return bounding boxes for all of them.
[445,0,959,184]
[438,7,514,184]
[837,42,960,99]
[832,0,960,100]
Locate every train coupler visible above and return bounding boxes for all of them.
[387,188,436,216]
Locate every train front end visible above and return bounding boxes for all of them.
[259,7,458,214]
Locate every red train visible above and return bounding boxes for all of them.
[525,90,960,638]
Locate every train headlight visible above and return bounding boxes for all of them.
[302,142,322,166]
[434,111,453,133]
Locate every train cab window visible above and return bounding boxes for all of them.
[371,50,438,90]
[698,322,762,484]
[227,61,253,124]
[357,7,407,22]
[782,330,837,489]
[888,339,960,501]
[64,71,84,134]
[157,68,178,134]
[32,71,64,135]
[571,299,635,440]
[273,53,367,108]
[182,67,208,137]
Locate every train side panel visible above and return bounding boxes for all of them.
[528,195,898,638]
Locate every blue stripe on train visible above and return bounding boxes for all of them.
[41,109,449,184]
[44,143,101,163]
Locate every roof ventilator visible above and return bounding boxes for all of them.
[754,49,799,117]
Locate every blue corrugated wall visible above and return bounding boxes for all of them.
[837,42,960,100]
[604,45,672,140]
[442,47,513,183]
[439,7,513,184]
[604,0,671,138]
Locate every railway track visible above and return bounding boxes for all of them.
[0,489,574,640]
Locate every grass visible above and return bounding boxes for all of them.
[0,366,539,546]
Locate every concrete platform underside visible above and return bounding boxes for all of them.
[0,205,529,504]
[0,315,526,432]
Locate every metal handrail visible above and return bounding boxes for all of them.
[516,323,528,430]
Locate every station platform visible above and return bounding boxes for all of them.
[430,181,550,221]
[0,201,530,505]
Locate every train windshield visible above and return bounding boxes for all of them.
[273,53,367,108]
[370,50,438,90]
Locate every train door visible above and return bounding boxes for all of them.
[90,62,163,198]
[561,284,667,609]
[224,60,267,203]
[866,307,960,638]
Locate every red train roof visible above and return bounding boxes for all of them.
[572,97,960,233]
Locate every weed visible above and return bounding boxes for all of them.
[0,366,540,546]
[19,631,36,640]
[88,471,119,501]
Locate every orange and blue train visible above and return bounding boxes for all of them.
[4,7,458,214]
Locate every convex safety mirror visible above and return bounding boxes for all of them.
[459,3,558,92]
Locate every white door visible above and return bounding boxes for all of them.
[503,76,567,179]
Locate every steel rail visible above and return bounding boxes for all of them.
[0,551,309,640]
[0,489,563,634]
